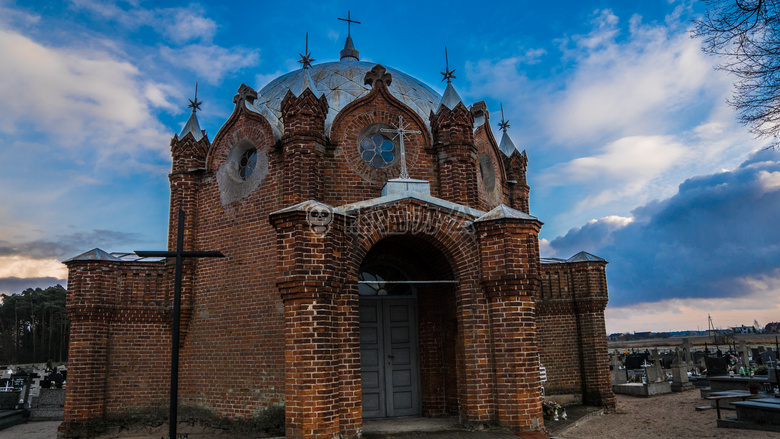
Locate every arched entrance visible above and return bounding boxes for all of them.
[358,237,458,419]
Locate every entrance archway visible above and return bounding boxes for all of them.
[358,237,458,419]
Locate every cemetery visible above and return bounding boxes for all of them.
[607,337,780,433]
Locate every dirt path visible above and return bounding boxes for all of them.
[558,391,777,438]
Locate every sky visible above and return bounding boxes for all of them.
[0,0,777,334]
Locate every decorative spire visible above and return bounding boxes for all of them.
[441,47,456,84]
[338,10,360,61]
[498,103,510,133]
[497,104,517,156]
[180,82,204,141]
[298,32,315,69]
[187,82,202,114]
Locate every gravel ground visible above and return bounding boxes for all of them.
[3,391,778,438]
[557,391,778,439]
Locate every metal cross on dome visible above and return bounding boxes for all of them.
[338,10,360,37]
[298,32,315,69]
[381,115,420,180]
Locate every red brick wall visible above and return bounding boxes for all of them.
[537,261,615,408]
[61,260,170,437]
[327,82,438,205]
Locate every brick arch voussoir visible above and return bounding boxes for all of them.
[347,202,479,289]
[207,110,277,171]
[330,83,432,150]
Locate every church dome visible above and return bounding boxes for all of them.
[247,60,443,138]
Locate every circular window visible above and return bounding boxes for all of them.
[239,148,258,180]
[358,263,414,296]
[358,124,397,168]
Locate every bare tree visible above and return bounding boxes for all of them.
[694,0,780,148]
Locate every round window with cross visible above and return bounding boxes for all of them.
[358,124,397,168]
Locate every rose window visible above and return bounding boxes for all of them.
[359,133,396,168]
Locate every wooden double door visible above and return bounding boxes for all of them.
[359,297,420,418]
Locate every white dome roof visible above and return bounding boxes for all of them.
[247,60,443,139]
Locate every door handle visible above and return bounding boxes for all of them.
[388,355,395,359]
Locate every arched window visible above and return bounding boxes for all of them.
[358,262,415,296]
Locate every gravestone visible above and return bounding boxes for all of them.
[705,356,730,376]
[740,341,750,367]
[760,351,777,368]
[670,348,694,392]
[646,348,665,383]
[610,356,626,385]
[680,338,694,370]
[625,352,649,370]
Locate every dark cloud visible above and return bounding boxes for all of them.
[549,149,780,307]
[0,229,143,260]
[0,277,66,296]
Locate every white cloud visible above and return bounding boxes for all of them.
[69,0,217,44]
[0,256,68,280]
[0,28,171,158]
[548,15,722,144]
[160,44,260,85]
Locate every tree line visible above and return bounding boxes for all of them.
[0,285,69,364]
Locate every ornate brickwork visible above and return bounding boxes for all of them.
[63,53,613,439]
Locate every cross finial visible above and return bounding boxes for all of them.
[441,47,456,83]
[380,115,421,180]
[498,102,510,132]
[338,10,360,37]
[298,32,315,69]
[187,82,202,114]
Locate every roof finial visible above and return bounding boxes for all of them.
[441,47,456,84]
[187,82,202,114]
[338,11,360,61]
[338,10,360,37]
[498,102,510,133]
[298,32,315,69]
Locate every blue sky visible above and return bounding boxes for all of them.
[1,0,777,333]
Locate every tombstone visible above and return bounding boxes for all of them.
[705,356,730,376]
[625,352,650,370]
[670,348,694,392]
[740,340,750,367]
[760,351,777,368]
[646,348,665,383]
[610,356,627,385]
[680,338,694,369]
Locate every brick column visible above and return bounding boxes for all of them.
[504,151,530,214]
[59,260,117,437]
[280,89,328,204]
[270,201,359,439]
[571,261,616,408]
[431,103,479,208]
[474,207,544,432]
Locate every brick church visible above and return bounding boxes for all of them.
[61,29,615,438]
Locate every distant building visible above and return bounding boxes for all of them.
[731,325,757,334]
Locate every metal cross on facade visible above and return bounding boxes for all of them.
[338,10,360,36]
[381,115,420,180]
[135,208,224,439]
